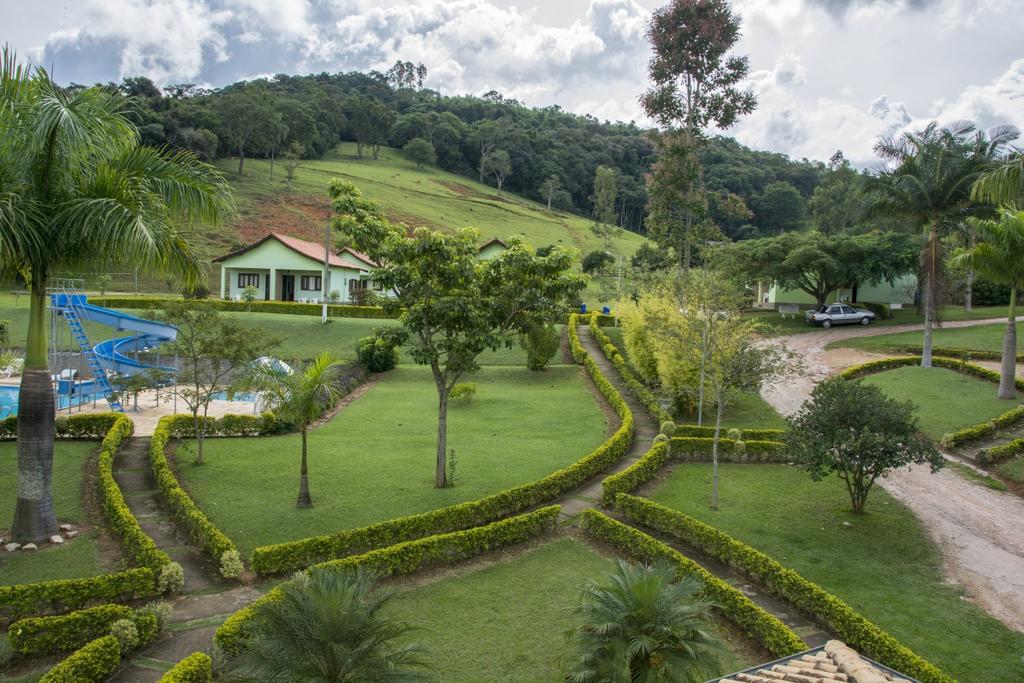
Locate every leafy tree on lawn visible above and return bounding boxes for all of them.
[482,149,512,195]
[951,209,1024,399]
[247,353,343,508]
[161,303,278,466]
[519,323,561,371]
[864,121,1016,367]
[714,230,919,307]
[0,49,232,543]
[241,284,259,312]
[592,165,620,249]
[786,377,942,514]
[403,137,436,169]
[231,567,433,681]
[751,180,806,235]
[282,140,304,191]
[539,175,562,211]
[567,560,723,682]
[330,180,584,487]
[217,85,270,175]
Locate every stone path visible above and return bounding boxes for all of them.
[112,438,262,681]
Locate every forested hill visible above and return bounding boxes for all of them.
[108,68,824,239]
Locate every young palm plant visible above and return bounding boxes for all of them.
[951,210,1024,399]
[566,560,723,682]
[249,352,343,507]
[864,121,1015,368]
[230,567,434,682]
[0,48,233,542]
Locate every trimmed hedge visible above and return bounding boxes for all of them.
[0,569,155,624]
[669,437,788,462]
[0,413,122,440]
[601,441,669,506]
[615,494,952,683]
[587,314,673,425]
[217,506,560,656]
[159,412,285,438]
[854,345,1023,363]
[248,316,633,575]
[39,635,121,683]
[160,652,213,682]
[8,604,134,656]
[89,296,395,319]
[579,508,806,659]
[150,417,239,578]
[977,437,1024,465]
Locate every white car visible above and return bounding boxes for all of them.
[804,304,877,329]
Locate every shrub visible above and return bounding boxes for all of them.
[652,433,669,445]
[160,652,213,682]
[580,509,806,659]
[669,437,788,463]
[615,495,952,683]
[157,562,185,594]
[0,569,156,624]
[139,602,172,632]
[449,382,477,405]
[39,635,121,683]
[588,315,672,425]
[660,420,676,436]
[726,427,741,440]
[520,323,561,371]
[8,604,134,656]
[220,550,244,579]
[601,441,669,506]
[734,439,747,458]
[977,438,1024,464]
[108,618,139,651]
[355,335,399,372]
[582,250,614,274]
[89,296,396,319]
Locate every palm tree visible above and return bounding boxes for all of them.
[1,48,233,542]
[566,560,723,682]
[231,567,433,682]
[864,121,1015,367]
[952,210,1024,399]
[972,154,1024,208]
[248,352,342,507]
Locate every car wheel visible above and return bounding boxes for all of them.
[860,317,871,325]
[822,319,832,329]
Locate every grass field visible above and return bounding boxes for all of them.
[385,537,757,682]
[747,305,1012,335]
[860,366,1023,439]
[0,441,106,585]
[180,365,608,557]
[649,463,1024,681]
[996,456,1024,484]
[827,322,1018,355]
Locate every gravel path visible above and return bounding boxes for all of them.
[760,318,1024,632]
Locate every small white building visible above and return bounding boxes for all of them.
[213,233,382,304]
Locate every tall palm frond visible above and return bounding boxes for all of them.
[972,153,1024,208]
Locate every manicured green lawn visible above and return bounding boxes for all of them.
[650,463,1024,681]
[0,441,106,585]
[996,456,1024,484]
[860,366,1023,440]
[827,322,1019,355]
[747,305,1012,336]
[385,537,756,682]
[181,365,608,557]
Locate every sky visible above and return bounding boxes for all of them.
[5,0,1023,165]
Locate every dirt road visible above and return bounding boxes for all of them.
[761,317,1024,632]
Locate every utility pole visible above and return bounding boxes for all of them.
[322,221,331,325]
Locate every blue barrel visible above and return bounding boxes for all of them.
[602,306,610,315]
[580,303,587,313]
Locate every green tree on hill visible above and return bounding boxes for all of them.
[591,165,620,250]
[539,175,561,211]
[482,149,513,195]
[217,84,270,175]
[0,48,233,543]
[403,137,436,169]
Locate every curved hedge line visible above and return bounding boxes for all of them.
[8,604,133,656]
[669,437,787,462]
[838,355,1024,449]
[217,506,560,656]
[977,437,1024,464]
[0,568,155,625]
[89,296,395,319]
[160,652,213,682]
[248,315,633,575]
[579,508,806,659]
[159,412,285,438]
[601,440,669,507]
[847,344,1023,363]
[0,413,122,440]
[150,417,239,578]
[39,634,121,683]
[587,314,673,425]
[616,494,952,683]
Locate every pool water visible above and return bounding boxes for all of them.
[0,385,255,417]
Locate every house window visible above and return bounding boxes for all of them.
[348,279,368,292]
[300,275,322,291]
[238,273,259,288]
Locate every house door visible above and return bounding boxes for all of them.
[264,273,270,301]
[281,274,295,302]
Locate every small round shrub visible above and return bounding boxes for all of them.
[158,561,185,594]
[220,549,244,579]
[450,383,477,405]
[653,434,669,445]
[726,428,741,441]
[139,602,172,632]
[734,440,747,461]
[519,323,560,371]
[356,335,399,372]
[659,420,676,436]
[109,618,139,651]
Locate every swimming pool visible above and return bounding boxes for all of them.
[0,385,255,417]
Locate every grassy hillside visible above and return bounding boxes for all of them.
[212,143,648,306]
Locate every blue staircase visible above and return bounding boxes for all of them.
[56,286,123,412]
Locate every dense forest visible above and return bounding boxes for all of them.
[93,63,825,239]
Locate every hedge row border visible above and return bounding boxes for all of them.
[39,611,160,682]
[89,297,395,319]
[586,314,673,425]
[159,652,213,682]
[246,314,633,576]
[615,494,952,683]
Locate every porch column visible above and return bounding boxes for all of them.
[268,268,277,301]
[220,266,228,300]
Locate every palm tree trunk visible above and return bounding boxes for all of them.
[998,287,1017,400]
[711,388,724,511]
[922,224,938,368]
[435,386,450,488]
[11,287,57,542]
[296,426,312,507]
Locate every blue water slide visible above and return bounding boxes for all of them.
[72,302,178,375]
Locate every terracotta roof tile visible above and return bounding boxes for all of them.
[711,641,916,683]
[213,233,377,270]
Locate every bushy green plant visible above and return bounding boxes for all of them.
[660,420,677,436]
[653,433,669,445]
[449,382,477,405]
[220,550,244,579]
[601,441,669,506]
[8,604,134,656]
[160,652,213,682]
[139,602,173,632]
[0,568,156,623]
[519,323,561,371]
[355,335,399,372]
[157,562,184,594]
[39,635,121,683]
[108,618,139,651]
[726,427,741,440]
[582,250,614,274]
